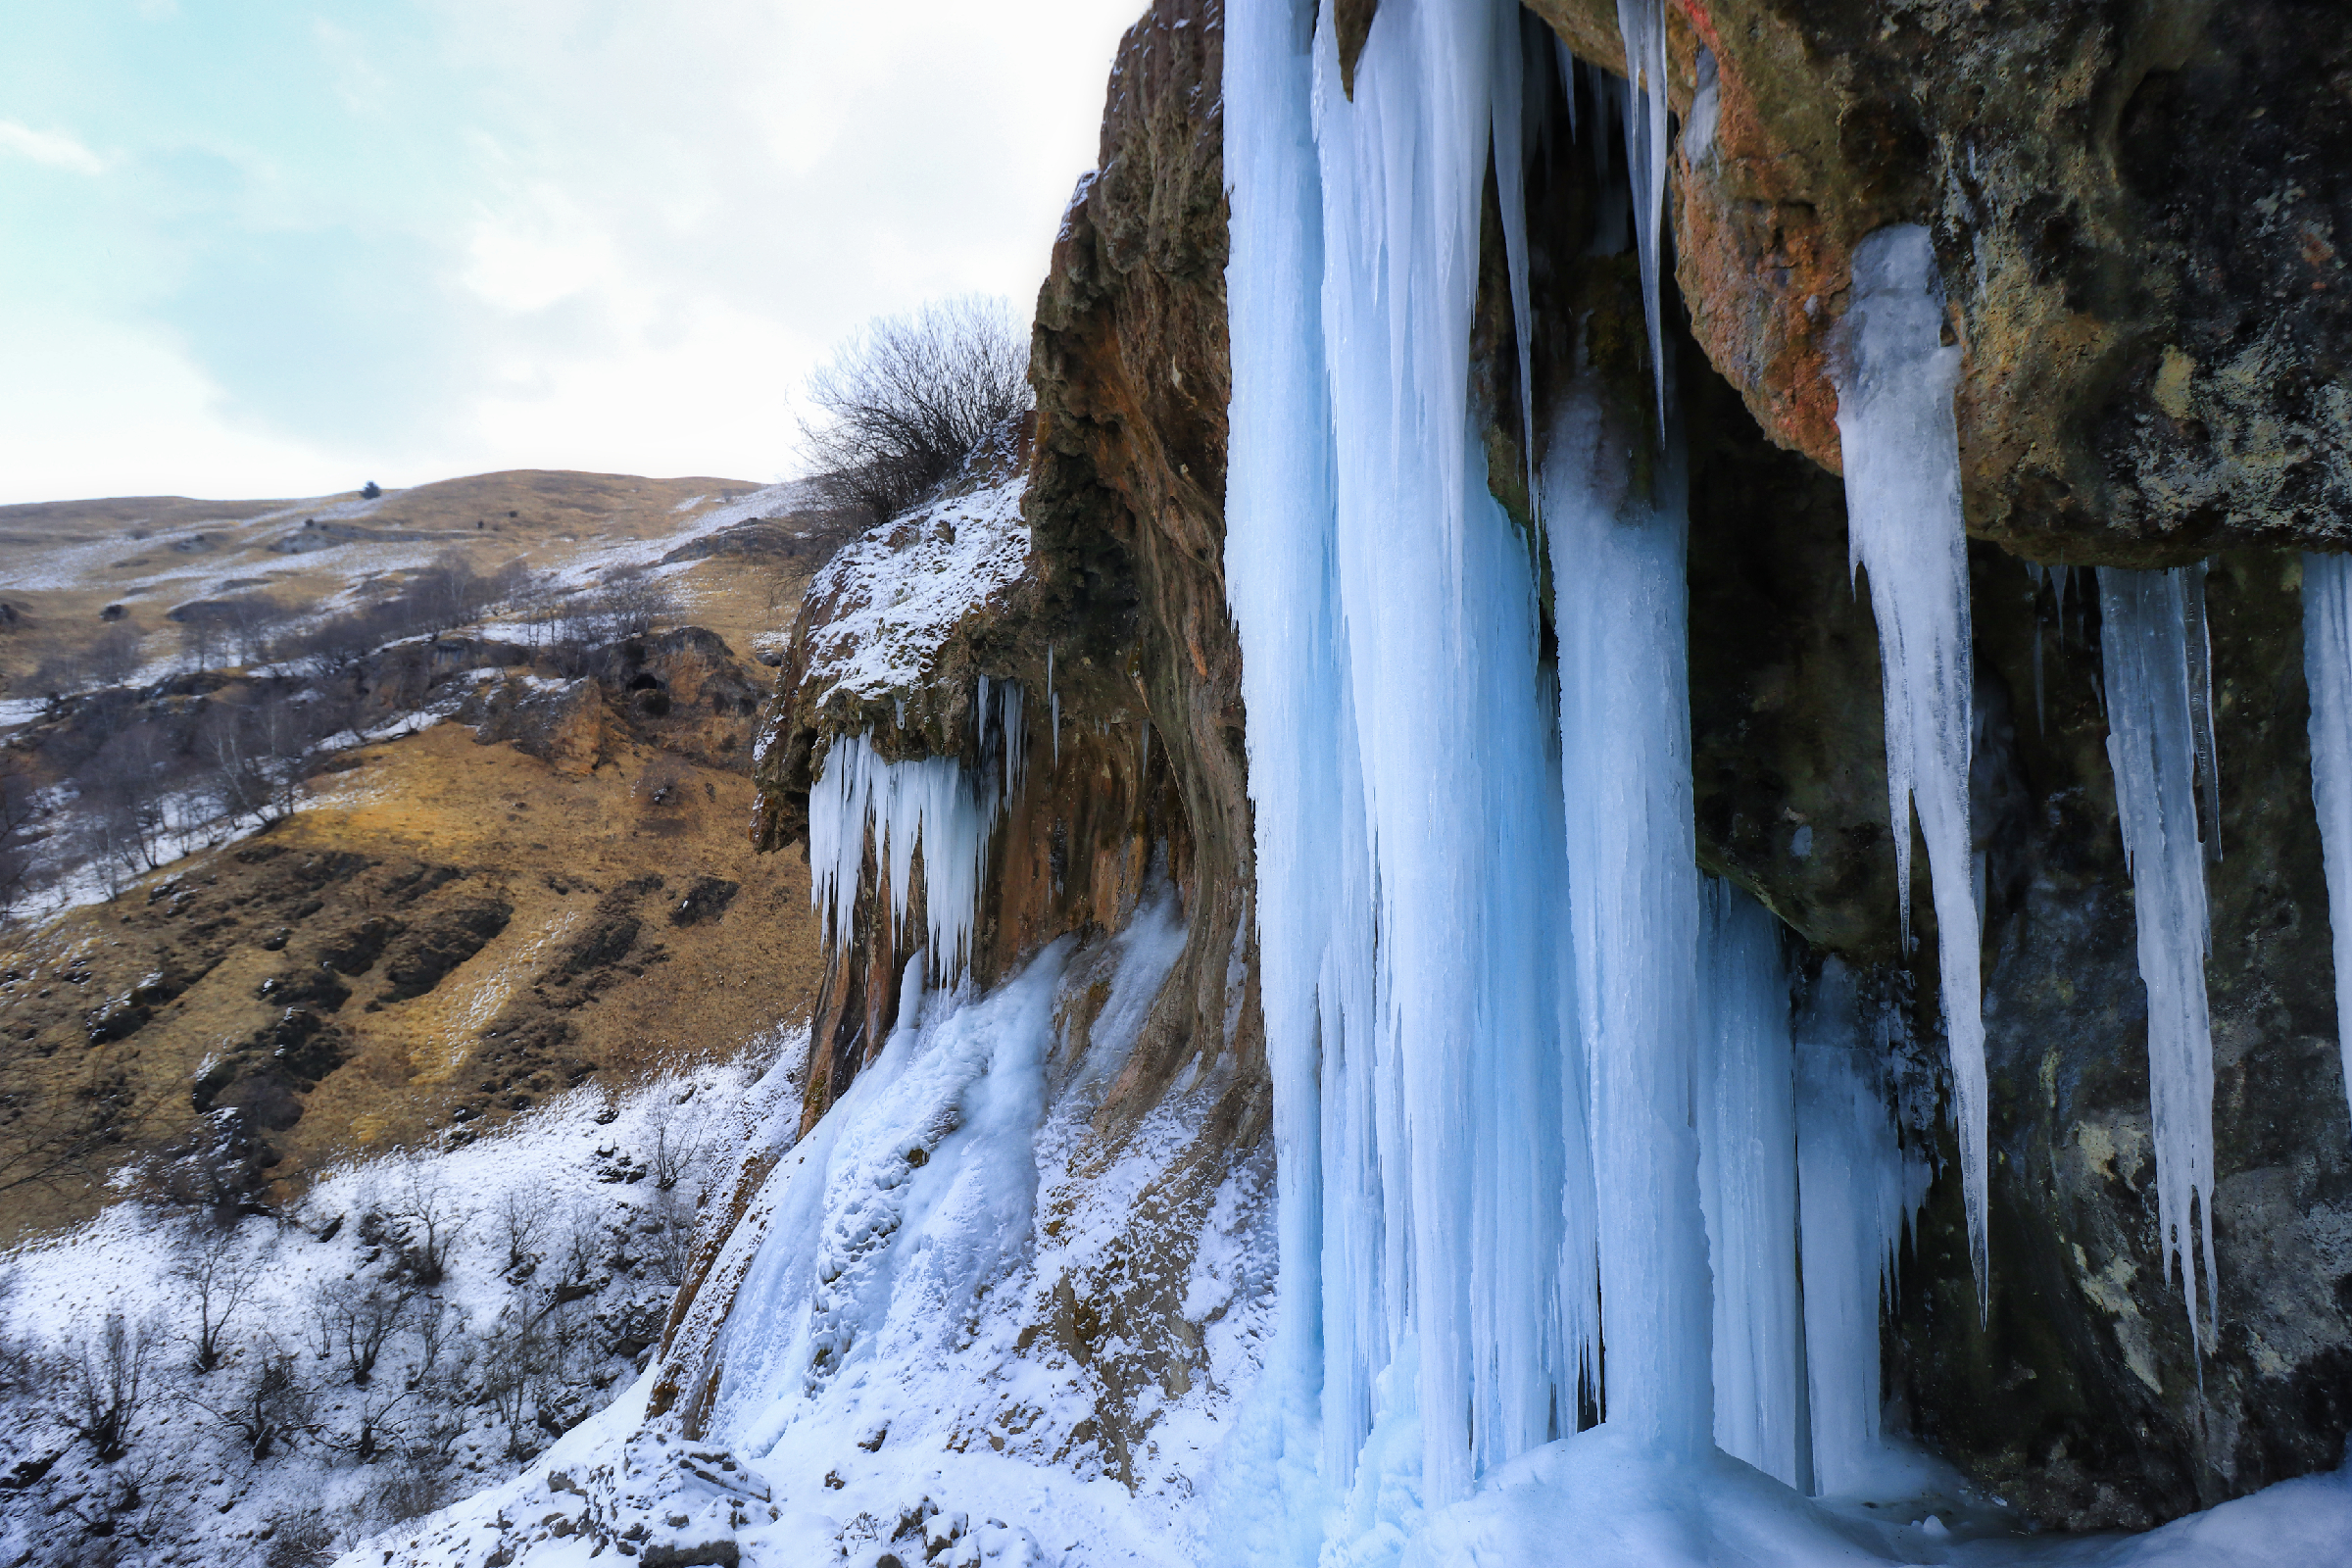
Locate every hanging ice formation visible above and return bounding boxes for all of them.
[2097,566,2221,1348]
[2306,554,2352,1134]
[1834,224,1991,1303]
[807,678,1025,983]
[1616,0,1671,422]
[1224,0,1923,1532]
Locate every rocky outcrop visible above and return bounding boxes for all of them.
[1517,0,2352,566]
[687,0,1256,1454]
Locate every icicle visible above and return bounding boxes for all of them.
[2304,553,2352,1139]
[2098,565,2219,1352]
[1695,880,1802,1488]
[1489,7,1536,500]
[1047,645,1060,764]
[808,683,1024,987]
[1616,0,1671,428]
[2183,562,2221,861]
[1834,223,1989,1307]
[1794,959,1923,1495]
[1546,389,1713,1459]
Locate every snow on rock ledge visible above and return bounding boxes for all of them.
[777,472,1031,744]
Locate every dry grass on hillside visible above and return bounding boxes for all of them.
[0,720,826,1243]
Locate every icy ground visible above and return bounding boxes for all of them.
[359,884,1282,1568]
[339,891,2347,1568]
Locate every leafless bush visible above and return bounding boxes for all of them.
[86,721,175,876]
[0,749,36,922]
[202,687,315,828]
[800,294,1032,520]
[644,1098,711,1194]
[88,625,146,687]
[172,1216,270,1375]
[261,1507,339,1568]
[25,624,145,696]
[476,1283,591,1460]
[60,1313,156,1462]
[644,1184,700,1289]
[495,1188,553,1278]
[389,1157,466,1286]
[313,1279,416,1387]
[188,1336,314,1463]
[409,551,526,635]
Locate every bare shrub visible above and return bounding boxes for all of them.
[188,1336,314,1463]
[172,1216,269,1374]
[389,1157,466,1286]
[800,294,1031,520]
[495,1188,553,1278]
[60,1313,156,1463]
[203,687,315,828]
[261,1505,339,1567]
[314,1279,416,1387]
[645,1183,700,1289]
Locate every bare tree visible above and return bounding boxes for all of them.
[313,1279,416,1387]
[390,1156,466,1286]
[0,748,39,923]
[205,687,310,828]
[179,613,223,674]
[800,294,1032,520]
[60,1313,155,1462]
[89,721,174,875]
[88,624,146,686]
[495,1188,553,1278]
[645,1184,700,1289]
[172,1217,269,1374]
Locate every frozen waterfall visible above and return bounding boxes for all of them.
[1833,223,1989,1305]
[1223,0,1921,1546]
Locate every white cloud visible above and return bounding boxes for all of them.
[0,0,1147,503]
[0,120,104,174]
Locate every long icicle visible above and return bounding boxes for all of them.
[2307,553,2352,1139]
[2097,565,2220,1352]
[1834,224,1990,1308]
[1616,0,1671,426]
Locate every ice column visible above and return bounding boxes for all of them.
[1795,958,1921,1494]
[2098,565,2219,1348]
[1835,224,1989,1301]
[1696,881,1803,1488]
[1222,0,1350,1471]
[1544,394,1713,1457]
[1314,0,1589,1501]
[2306,553,2352,1134]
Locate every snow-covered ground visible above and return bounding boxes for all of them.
[0,1034,804,1568]
[336,881,2351,1568]
[357,882,1282,1568]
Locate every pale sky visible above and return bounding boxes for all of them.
[0,0,1147,504]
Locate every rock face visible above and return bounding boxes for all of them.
[680,0,1260,1449]
[1524,0,2352,566]
[721,0,2350,1533]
